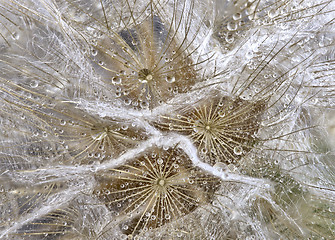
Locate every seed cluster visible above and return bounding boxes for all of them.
[156,96,265,165]
[87,10,199,109]
[94,146,220,237]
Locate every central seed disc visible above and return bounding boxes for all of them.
[139,68,152,82]
[158,179,165,186]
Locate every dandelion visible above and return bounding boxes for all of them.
[0,0,335,239]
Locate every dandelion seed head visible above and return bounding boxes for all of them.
[94,145,220,237]
[156,94,265,165]
[1,0,335,239]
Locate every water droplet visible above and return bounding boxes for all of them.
[319,40,325,47]
[121,124,128,130]
[30,80,38,88]
[124,98,132,105]
[165,76,175,83]
[227,22,237,31]
[233,146,243,155]
[233,13,242,20]
[201,148,208,154]
[218,111,226,117]
[91,49,98,56]
[268,9,278,18]
[140,101,149,109]
[246,51,254,59]
[112,77,122,84]
[157,158,163,164]
[12,32,20,40]
[225,35,234,43]
[214,162,228,172]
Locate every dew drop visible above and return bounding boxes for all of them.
[121,124,128,130]
[233,146,243,155]
[30,80,38,88]
[225,35,234,43]
[140,101,149,109]
[157,158,163,164]
[233,13,242,20]
[227,22,237,31]
[165,76,175,83]
[218,111,226,117]
[268,9,278,18]
[112,77,122,84]
[246,51,254,59]
[124,98,132,105]
[214,162,228,172]
[91,49,98,56]
[12,32,20,40]
[318,40,325,47]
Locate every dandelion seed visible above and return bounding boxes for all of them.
[0,91,148,166]
[94,146,220,237]
[55,0,204,109]
[156,95,265,165]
